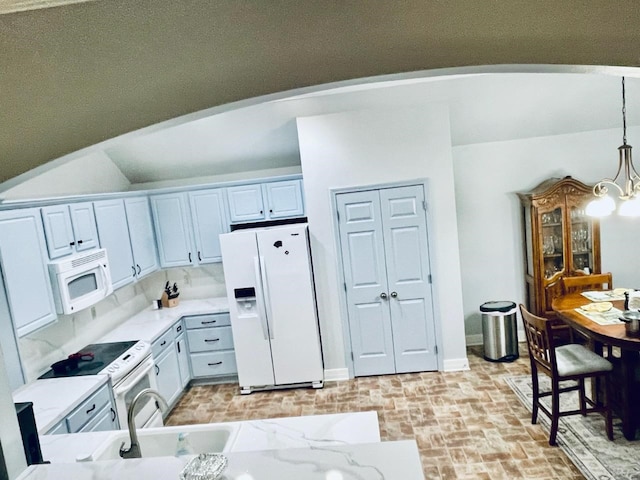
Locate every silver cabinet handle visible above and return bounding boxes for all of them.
[380,292,388,299]
[390,292,398,298]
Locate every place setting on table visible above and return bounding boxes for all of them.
[575,289,640,335]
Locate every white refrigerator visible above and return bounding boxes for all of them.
[219,224,324,394]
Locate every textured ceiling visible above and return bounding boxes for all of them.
[2,1,640,185]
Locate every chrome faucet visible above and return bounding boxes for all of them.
[119,388,169,459]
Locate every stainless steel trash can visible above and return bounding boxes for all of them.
[480,301,518,362]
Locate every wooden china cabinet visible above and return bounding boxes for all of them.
[518,176,601,319]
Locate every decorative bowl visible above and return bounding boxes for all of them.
[179,453,228,480]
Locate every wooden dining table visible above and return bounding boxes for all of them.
[552,293,640,440]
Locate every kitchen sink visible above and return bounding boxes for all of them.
[82,423,239,461]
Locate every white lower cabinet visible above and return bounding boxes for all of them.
[82,403,119,432]
[184,313,237,379]
[175,325,190,389]
[47,421,68,435]
[152,328,184,410]
[46,382,118,435]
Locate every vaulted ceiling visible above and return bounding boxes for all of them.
[2,1,640,186]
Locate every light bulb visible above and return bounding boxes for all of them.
[618,197,640,217]
[585,195,615,217]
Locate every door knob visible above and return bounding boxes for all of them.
[390,291,398,298]
[380,292,388,299]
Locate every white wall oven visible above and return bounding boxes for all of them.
[39,340,162,430]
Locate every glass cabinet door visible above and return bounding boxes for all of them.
[541,207,564,279]
[569,206,593,273]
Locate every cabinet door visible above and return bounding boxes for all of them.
[124,197,159,278]
[94,199,135,290]
[41,205,75,259]
[176,332,191,388]
[263,180,304,219]
[188,189,228,264]
[69,202,99,251]
[568,205,596,274]
[154,344,182,407]
[227,184,265,223]
[0,209,57,337]
[150,193,195,268]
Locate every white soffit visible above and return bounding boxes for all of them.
[0,0,96,14]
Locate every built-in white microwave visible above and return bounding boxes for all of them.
[49,248,113,315]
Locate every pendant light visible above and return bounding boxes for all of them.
[586,77,640,217]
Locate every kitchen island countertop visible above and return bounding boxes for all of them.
[22,411,427,480]
[21,440,423,480]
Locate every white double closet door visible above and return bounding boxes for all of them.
[337,184,437,377]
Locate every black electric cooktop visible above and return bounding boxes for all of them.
[38,341,137,379]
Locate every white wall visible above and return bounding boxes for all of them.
[297,104,469,372]
[453,126,640,340]
[0,151,131,201]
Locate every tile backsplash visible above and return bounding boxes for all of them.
[19,264,227,383]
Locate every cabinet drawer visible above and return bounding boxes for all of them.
[78,403,118,433]
[187,326,234,353]
[184,313,230,329]
[174,319,185,337]
[190,351,237,378]
[152,328,174,358]
[66,385,111,433]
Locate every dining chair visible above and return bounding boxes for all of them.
[561,273,613,294]
[519,304,614,445]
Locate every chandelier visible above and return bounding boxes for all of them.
[586,77,640,217]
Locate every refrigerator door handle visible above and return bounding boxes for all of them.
[259,256,275,340]
[253,256,270,340]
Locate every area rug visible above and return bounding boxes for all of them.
[506,375,640,480]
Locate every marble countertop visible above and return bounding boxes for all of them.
[40,411,381,463]
[12,375,109,434]
[19,440,423,480]
[98,297,229,344]
[12,298,229,435]
[29,411,423,480]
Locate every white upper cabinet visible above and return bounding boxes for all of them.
[188,189,227,263]
[94,199,136,290]
[263,180,304,219]
[151,189,228,268]
[150,193,195,268]
[124,197,159,279]
[227,179,304,223]
[41,202,99,259]
[0,208,57,337]
[226,184,264,223]
[94,197,159,290]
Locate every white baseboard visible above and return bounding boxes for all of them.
[442,357,470,371]
[324,368,349,382]
[465,334,484,346]
[466,330,526,347]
